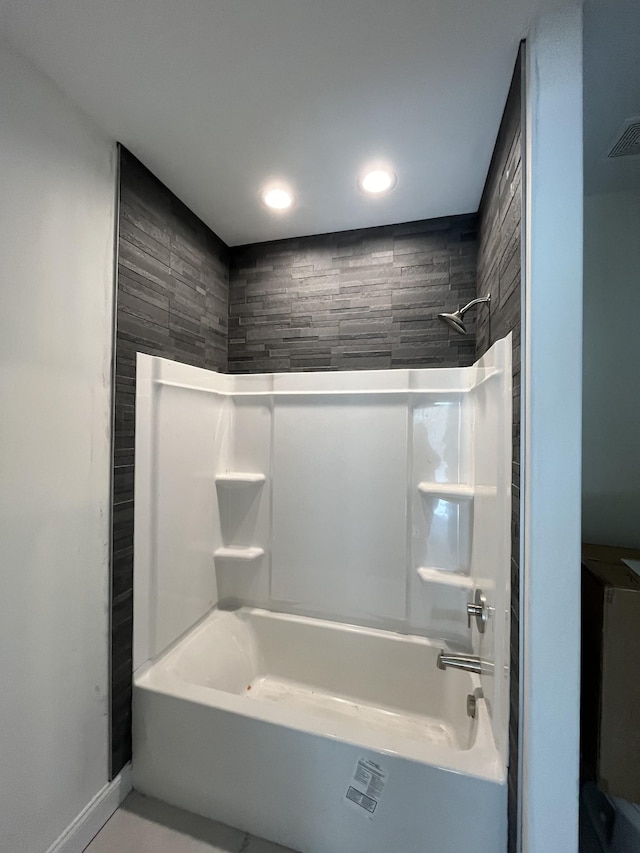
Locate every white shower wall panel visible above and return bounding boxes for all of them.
[411,398,470,573]
[412,398,466,484]
[469,341,512,767]
[134,338,511,682]
[227,397,272,475]
[271,397,408,622]
[217,400,271,543]
[154,388,226,639]
[134,357,231,669]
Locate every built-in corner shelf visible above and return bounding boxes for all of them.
[214,546,265,561]
[215,473,266,486]
[416,567,473,588]
[417,481,474,500]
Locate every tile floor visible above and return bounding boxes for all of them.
[85,791,297,853]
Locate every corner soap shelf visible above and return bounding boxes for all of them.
[214,473,267,566]
[416,567,473,588]
[415,483,474,578]
[215,473,266,485]
[417,481,474,500]
[214,546,265,561]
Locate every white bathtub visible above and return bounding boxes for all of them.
[133,607,506,853]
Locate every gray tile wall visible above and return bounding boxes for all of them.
[111,147,229,774]
[475,47,523,853]
[228,216,479,373]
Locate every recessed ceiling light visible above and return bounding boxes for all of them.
[359,167,397,195]
[261,186,293,210]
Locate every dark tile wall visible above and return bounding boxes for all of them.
[111,147,229,774]
[475,47,523,853]
[228,216,479,373]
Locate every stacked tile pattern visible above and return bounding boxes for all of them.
[228,216,479,373]
[475,48,523,853]
[111,147,229,774]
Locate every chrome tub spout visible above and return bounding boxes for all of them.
[436,651,494,675]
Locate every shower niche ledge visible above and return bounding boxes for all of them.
[417,481,474,500]
[214,546,265,562]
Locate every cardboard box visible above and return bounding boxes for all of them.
[581,544,640,803]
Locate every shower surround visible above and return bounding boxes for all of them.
[132,336,512,852]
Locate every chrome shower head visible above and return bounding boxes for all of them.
[438,310,467,334]
[438,294,491,335]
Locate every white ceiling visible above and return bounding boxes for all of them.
[0,0,540,245]
[584,0,640,196]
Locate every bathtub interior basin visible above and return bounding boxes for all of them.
[136,606,500,776]
[134,606,506,853]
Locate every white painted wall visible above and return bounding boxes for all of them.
[582,190,640,548]
[0,42,117,853]
[522,2,583,851]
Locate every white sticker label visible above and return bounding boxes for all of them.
[343,757,388,820]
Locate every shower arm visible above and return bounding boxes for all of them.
[458,295,491,318]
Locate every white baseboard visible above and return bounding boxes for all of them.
[45,764,132,853]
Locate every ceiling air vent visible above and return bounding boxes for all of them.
[608,118,640,158]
